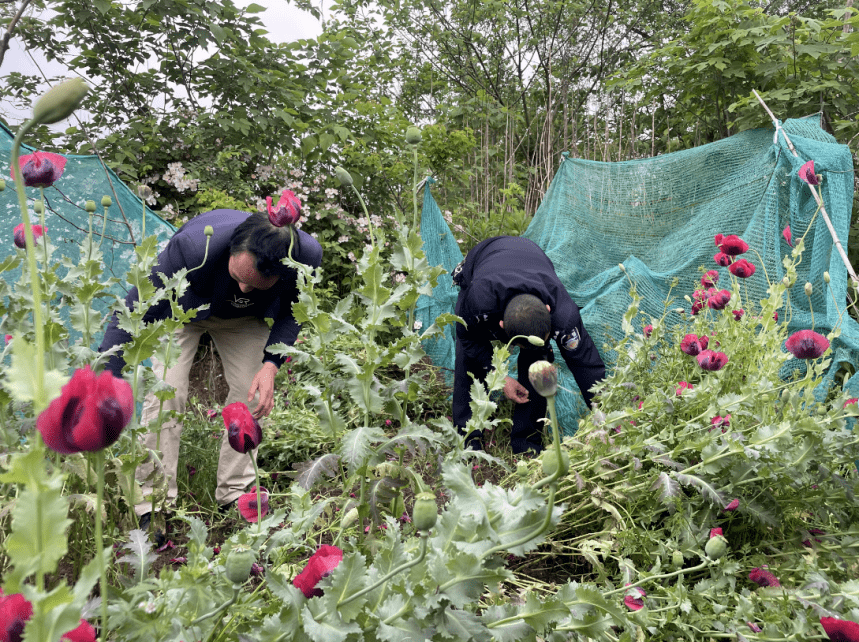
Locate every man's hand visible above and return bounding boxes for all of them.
[248,362,279,419]
[503,376,530,403]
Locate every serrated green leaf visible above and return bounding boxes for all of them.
[339,426,385,475]
[5,334,66,406]
[321,551,368,621]
[301,601,361,642]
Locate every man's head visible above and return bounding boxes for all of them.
[500,294,551,348]
[229,212,302,280]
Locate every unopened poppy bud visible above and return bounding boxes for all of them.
[782,276,790,286]
[528,360,558,397]
[204,225,214,237]
[334,166,353,187]
[412,491,438,530]
[705,534,728,560]
[804,282,813,296]
[85,200,96,212]
[541,449,570,477]
[516,461,530,479]
[671,550,684,569]
[101,196,112,207]
[527,335,545,346]
[33,201,44,214]
[406,126,422,145]
[32,78,89,125]
[824,271,831,283]
[618,263,626,272]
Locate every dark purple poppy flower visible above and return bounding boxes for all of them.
[623,585,646,611]
[710,414,731,431]
[785,330,830,359]
[681,333,706,356]
[293,545,344,598]
[782,226,792,247]
[798,160,820,186]
[723,498,740,511]
[266,189,301,227]
[223,402,263,454]
[820,617,859,642]
[237,486,269,522]
[698,350,728,371]
[707,289,732,310]
[643,324,653,338]
[749,567,780,587]
[714,252,733,267]
[733,309,745,321]
[13,151,67,188]
[13,223,45,249]
[0,590,33,642]
[701,270,719,287]
[719,235,749,256]
[729,259,756,278]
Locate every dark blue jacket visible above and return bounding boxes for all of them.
[456,236,605,404]
[99,209,322,376]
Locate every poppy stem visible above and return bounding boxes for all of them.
[93,449,109,642]
[251,453,261,532]
[348,183,375,250]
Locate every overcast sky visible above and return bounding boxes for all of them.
[2,0,327,125]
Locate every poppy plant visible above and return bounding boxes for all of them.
[785,330,830,360]
[707,289,731,310]
[782,225,792,247]
[701,270,719,287]
[13,150,67,188]
[223,402,263,454]
[237,486,269,522]
[713,252,733,267]
[719,235,749,256]
[266,189,302,227]
[732,309,745,321]
[798,160,820,186]
[0,590,32,642]
[697,350,728,371]
[680,333,708,356]
[728,258,756,278]
[13,223,45,249]
[37,365,134,454]
[820,617,859,642]
[623,586,646,611]
[293,545,344,598]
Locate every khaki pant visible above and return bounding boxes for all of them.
[135,316,271,515]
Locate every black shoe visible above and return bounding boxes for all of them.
[218,499,237,515]
[138,511,152,531]
[511,439,543,456]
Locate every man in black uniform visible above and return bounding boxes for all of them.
[452,236,605,454]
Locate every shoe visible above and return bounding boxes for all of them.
[138,511,152,531]
[218,499,237,515]
[511,439,543,456]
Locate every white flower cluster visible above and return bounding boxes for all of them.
[162,162,199,193]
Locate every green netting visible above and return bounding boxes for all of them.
[417,115,859,435]
[0,120,175,334]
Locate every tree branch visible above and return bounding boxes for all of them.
[0,0,34,68]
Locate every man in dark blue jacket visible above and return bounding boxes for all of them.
[452,236,604,454]
[100,206,322,519]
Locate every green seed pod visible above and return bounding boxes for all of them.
[0,179,5,192]
[33,201,44,214]
[528,360,558,398]
[618,263,626,272]
[541,449,570,477]
[204,225,214,237]
[101,196,112,207]
[341,507,359,528]
[824,272,831,284]
[32,78,89,125]
[412,491,438,531]
[782,276,790,286]
[671,550,684,569]
[804,282,813,296]
[516,461,530,480]
[705,535,728,560]
[225,546,255,584]
[138,184,153,200]
[334,166,353,187]
[85,200,96,212]
[527,335,545,346]
[405,126,422,145]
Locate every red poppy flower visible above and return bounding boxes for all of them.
[798,160,820,186]
[709,527,723,537]
[223,402,263,454]
[691,301,703,315]
[719,235,749,256]
[707,289,731,310]
[785,330,830,360]
[714,234,724,247]
[0,590,32,642]
[701,270,719,287]
[293,545,344,598]
[676,381,694,396]
[643,324,653,338]
[12,150,67,188]
[732,309,745,321]
[774,311,779,322]
[845,399,858,408]
[680,333,706,356]
[729,258,756,278]
[749,567,780,587]
[821,617,859,642]
[37,365,134,454]
[714,252,733,267]
[697,350,728,371]
[61,620,96,642]
[623,585,646,611]
[710,414,731,430]
[266,189,302,227]
[723,498,740,512]
[13,223,45,250]
[782,225,793,247]
[237,486,269,522]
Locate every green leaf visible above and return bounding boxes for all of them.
[322,551,369,621]
[292,453,341,490]
[339,426,385,475]
[483,605,536,642]
[5,334,66,407]
[301,600,362,642]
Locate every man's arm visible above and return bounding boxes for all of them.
[552,297,605,407]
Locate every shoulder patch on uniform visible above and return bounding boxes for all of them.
[562,329,581,352]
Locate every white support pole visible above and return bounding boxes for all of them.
[752,89,859,288]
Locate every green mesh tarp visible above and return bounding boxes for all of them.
[0,120,175,335]
[417,116,859,435]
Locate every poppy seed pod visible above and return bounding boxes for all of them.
[334,166,353,187]
[33,200,44,214]
[705,534,728,559]
[101,196,112,207]
[85,200,96,212]
[541,449,570,477]
[527,335,545,346]
[32,78,89,125]
[0,179,5,191]
[412,491,438,530]
[405,126,422,145]
[204,225,214,237]
[528,360,558,398]
[805,282,813,296]
[225,546,255,584]
[824,272,831,284]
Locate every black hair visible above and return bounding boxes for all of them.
[503,293,551,344]
[228,213,302,277]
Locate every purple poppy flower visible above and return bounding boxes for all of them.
[293,545,344,598]
[782,225,792,247]
[733,309,745,321]
[701,270,719,287]
[707,289,732,310]
[723,498,740,511]
[820,617,859,642]
[13,150,67,188]
[643,324,653,338]
[749,567,780,587]
[237,486,269,522]
[729,258,756,278]
[680,333,706,356]
[13,223,45,249]
[714,252,733,267]
[698,350,728,371]
[223,402,262,454]
[785,330,830,359]
[676,381,694,396]
[710,414,731,431]
[798,160,820,186]
[719,235,749,256]
[623,585,646,611]
[266,189,301,227]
